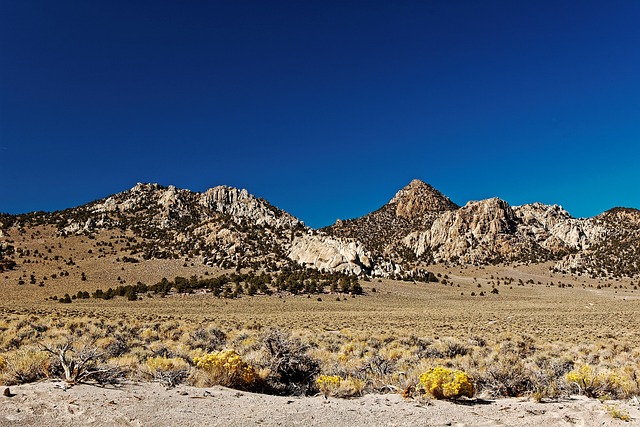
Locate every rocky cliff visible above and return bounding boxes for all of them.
[288,234,372,275]
[403,198,540,264]
[323,179,639,277]
[553,208,640,277]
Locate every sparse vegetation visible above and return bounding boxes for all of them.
[1,184,640,413]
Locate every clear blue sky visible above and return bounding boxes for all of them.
[1,1,639,228]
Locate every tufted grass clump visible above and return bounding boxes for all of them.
[419,367,474,399]
[193,349,256,389]
[145,356,190,387]
[565,364,634,399]
[0,347,51,385]
[604,404,631,422]
[316,374,364,398]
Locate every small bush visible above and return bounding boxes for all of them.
[317,374,342,396]
[604,404,631,422]
[260,329,320,396]
[440,338,469,358]
[316,374,364,398]
[419,367,474,399]
[187,328,226,353]
[145,356,189,387]
[0,347,50,385]
[193,349,255,389]
[565,364,632,399]
[477,355,533,397]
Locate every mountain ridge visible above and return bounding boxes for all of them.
[2,179,639,278]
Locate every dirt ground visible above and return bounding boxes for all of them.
[1,381,639,427]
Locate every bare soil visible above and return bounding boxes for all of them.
[2,381,639,426]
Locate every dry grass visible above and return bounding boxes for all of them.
[1,225,640,401]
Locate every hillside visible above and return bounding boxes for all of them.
[1,180,640,279]
[323,180,640,278]
[322,179,458,259]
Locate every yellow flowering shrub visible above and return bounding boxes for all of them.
[193,349,255,388]
[604,404,631,422]
[419,367,474,399]
[317,375,342,396]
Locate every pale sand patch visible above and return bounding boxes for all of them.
[1,381,638,427]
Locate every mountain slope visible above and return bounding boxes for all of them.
[322,179,639,277]
[322,179,459,258]
[0,183,377,275]
[0,183,303,271]
[554,208,640,277]
[2,180,640,279]
[403,198,584,264]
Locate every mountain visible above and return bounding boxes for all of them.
[61,183,305,270]
[0,183,376,276]
[322,179,458,258]
[402,198,583,265]
[322,180,640,278]
[554,208,640,277]
[1,180,640,279]
[389,179,459,218]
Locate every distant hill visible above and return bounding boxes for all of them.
[1,180,639,278]
[322,179,458,259]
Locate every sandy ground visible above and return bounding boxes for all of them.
[1,381,639,427]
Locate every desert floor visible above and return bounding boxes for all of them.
[2,380,639,427]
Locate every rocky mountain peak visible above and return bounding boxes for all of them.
[199,185,301,229]
[515,203,573,224]
[599,207,640,223]
[389,179,458,218]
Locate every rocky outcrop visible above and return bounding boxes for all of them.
[199,186,301,229]
[554,208,640,277]
[323,179,458,258]
[389,179,459,218]
[288,234,372,275]
[513,203,601,251]
[52,182,371,274]
[92,183,165,213]
[403,198,540,264]
[401,198,631,269]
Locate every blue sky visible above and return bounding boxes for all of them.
[1,1,639,228]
